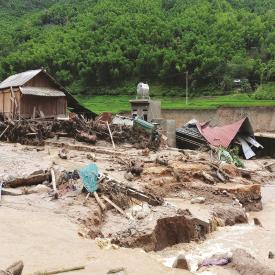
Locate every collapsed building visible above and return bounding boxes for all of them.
[176,117,263,159]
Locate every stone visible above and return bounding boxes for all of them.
[213,206,248,226]
[253,217,263,227]
[31,184,51,193]
[124,172,134,181]
[172,254,189,270]
[268,251,274,259]
[191,196,206,204]
[222,190,229,196]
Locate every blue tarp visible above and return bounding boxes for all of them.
[79,163,99,193]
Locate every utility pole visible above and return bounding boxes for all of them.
[185,71,189,105]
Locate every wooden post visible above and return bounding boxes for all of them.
[0,182,3,202]
[50,169,58,199]
[106,122,116,149]
[32,106,36,119]
[93,191,106,211]
[0,125,10,139]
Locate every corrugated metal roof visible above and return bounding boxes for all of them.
[196,117,253,148]
[20,87,66,97]
[0,69,42,89]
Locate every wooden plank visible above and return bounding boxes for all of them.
[106,121,116,149]
[0,125,10,139]
[102,195,130,219]
[93,191,106,211]
[50,169,58,199]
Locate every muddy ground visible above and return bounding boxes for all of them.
[1,139,275,274]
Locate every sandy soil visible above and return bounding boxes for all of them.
[1,140,275,275]
[0,200,191,275]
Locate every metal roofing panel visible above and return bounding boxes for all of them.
[196,117,252,148]
[0,69,42,89]
[20,87,66,97]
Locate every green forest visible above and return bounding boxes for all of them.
[0,0,274,98]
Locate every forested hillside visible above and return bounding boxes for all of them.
[0,0,274,96]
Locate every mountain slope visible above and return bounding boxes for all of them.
[0,0,274,96]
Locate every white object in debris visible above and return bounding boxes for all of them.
[137,82,150,99]
[245,136,264,149]
[238,137,256,159]
[131,203,151,219]
[191,197,206,204]
[112,115,133,126]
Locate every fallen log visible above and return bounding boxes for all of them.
[4,172,50,188]
[33,265,85,275]
[77,131,97,144]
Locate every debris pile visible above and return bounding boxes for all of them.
[0,116,158,149]
[176,117,263,160]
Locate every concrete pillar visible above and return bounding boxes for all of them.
[153,119,176,148]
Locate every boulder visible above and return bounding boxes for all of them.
[172,254,189,270]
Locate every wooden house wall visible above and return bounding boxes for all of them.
[20,95,66,118]
[0,88,20,117]
[24,73,57,89]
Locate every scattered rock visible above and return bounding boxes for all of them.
[232,198,242,208]
[213,205,248,226]
[253,217,263,227]
[222,190,229,196]
[141,148,150,156]
[132,203,151,219]
[191,197,206,204]
[107,267,127,274]
[172,254,189,270]
[87,153,96,161]
[156,155,169,166]
[268,251,274,259]
[229,249,275,275]
[128,160,144,176]
[0,261,24,275]
[58,148,68,159]
[124,172,134,181]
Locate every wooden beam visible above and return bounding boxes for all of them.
[102,195,130,219]
[106,121,116,149]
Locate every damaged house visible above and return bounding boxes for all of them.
[0,69,96,119]
[176,117,263,159]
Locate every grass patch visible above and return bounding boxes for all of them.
[77,93,275,114]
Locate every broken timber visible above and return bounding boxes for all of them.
[100,176,163,206]
[4,172,50,188]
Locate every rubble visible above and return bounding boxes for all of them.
[0,122,274,274]
[176,117,263,160]
[0,115,159,150]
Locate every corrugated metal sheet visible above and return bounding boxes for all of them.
[196,117,253,148]
[20,87,65,97]
[0,69,42,89]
